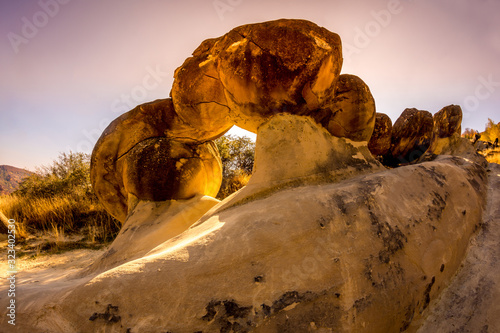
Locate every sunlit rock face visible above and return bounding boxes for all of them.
[171,19,344,135]
[90,98,222,223]
[14,114,490,333]
[7,19,499,333]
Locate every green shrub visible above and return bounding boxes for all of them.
[215,135,255,199]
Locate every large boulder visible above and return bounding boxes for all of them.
[122,137,221,202]
[384,108,434,166]
[368,112,393,157]
[171,19,343,133]
[91,98,223,222]
[324,74,376,141]
[432,104,462,139]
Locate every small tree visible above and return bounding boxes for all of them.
[462,128,479,140]
[17,152,91,198]
[215,135,255,199]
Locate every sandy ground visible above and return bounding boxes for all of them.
[1,239,107,299]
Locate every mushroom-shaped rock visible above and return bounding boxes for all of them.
[325,74,376,141]
[384,108,433,166]
[171,19,343,133]
[91,98,223,222]
[368,112,393,157]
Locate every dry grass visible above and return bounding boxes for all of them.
[0,193,120,243]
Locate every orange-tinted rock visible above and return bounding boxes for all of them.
[91,99,223,222]
[368,113,393,156]
[433,104,462,138]
[122,138,221,202]
[385,108,433,166]
[171,19,343,133]
[325,74,376,141]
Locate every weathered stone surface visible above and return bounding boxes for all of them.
[433,104,462,138]
[368,112,393,156]
[424,105,468,159]
[122,137,222,202]
[325,74,376,141]
[416,163,500,333]
[171,19,343,133]
[385,108,434,166]
[91,98,223,222]
[9,115,490,333]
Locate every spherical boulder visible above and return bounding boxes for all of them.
[91,98,223,222]
[325,74,376,141]
[368,113,393,157]
[171,19,343,133]
[122,138,222,202]
[433,104,462,138]
[385,108,433,166]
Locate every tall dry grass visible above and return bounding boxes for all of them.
[0,152,120,245]
[0,193,120,243]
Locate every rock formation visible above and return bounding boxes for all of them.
[368,113,393,157]
[384,108,434,166]
[2,19,498,333]
[171,19,343,134]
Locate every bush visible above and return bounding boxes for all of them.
[0,152,120,243]
[215,135,255,199]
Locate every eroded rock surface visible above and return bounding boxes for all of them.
[91,98,223,222]
[8,115,491,333]
[171,19,343,133]
[368,112,393,157]
[5,19,498,333]
[384,108,434,166]
[325,74,376,141]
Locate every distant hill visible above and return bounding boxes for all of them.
[0,165,33,196]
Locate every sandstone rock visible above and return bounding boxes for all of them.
[416,163,500,332]
[368,113,393,157]
[385,108,434,166]
[91,98,223,222]
[425,105,465,158]
[433,104,462,138]
[122,137,222,202]
[171,19,343,133]
[9,115,490,333]
[220,114,384,208]
[325,74,376,141]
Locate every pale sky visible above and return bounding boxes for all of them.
[1,0,499,170]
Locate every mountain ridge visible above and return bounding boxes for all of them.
[0,165,33,195]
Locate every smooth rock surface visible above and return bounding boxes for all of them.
[6,115,490,333]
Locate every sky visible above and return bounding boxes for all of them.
[1,0,499,171]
